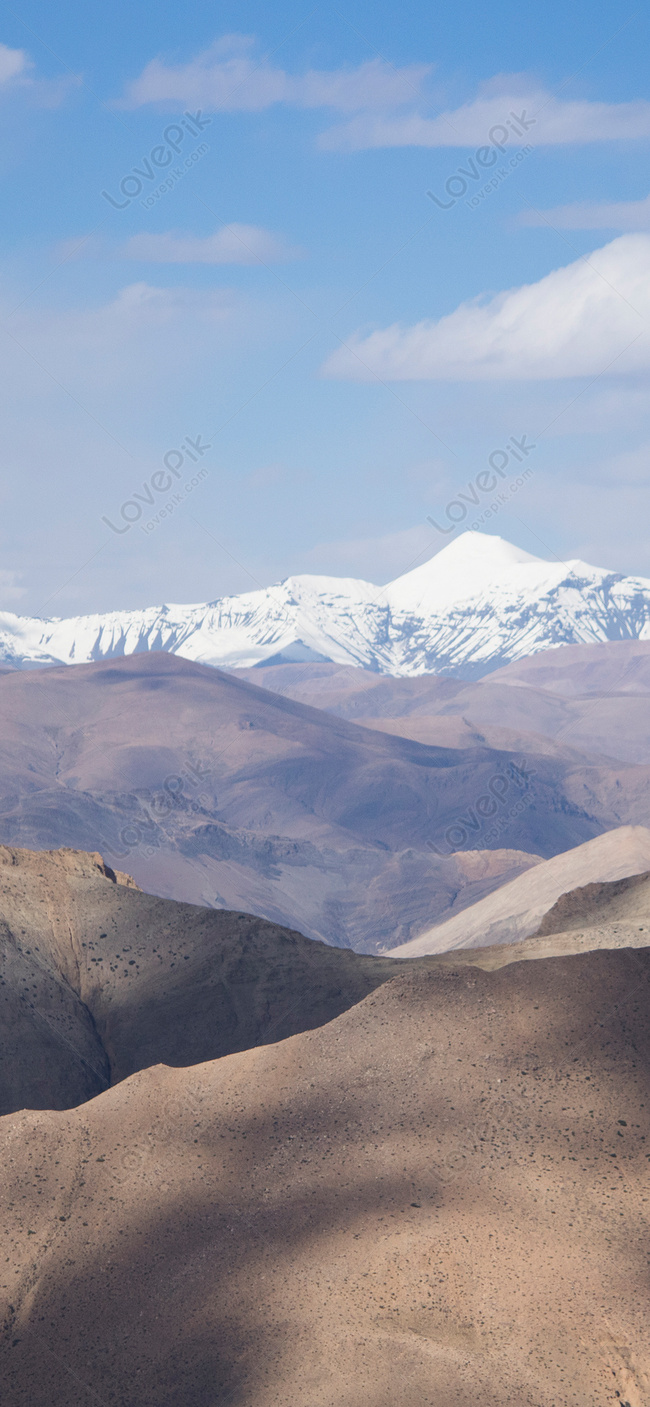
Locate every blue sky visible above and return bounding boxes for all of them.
[1,0,650,616]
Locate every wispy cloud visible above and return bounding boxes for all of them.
[0,42,28,84]
[520,194,650,231]
[0,281,257,405]
[320,76,650,150]
[58,224,302,265]
[0,39,80,107]
[117,35,430,114]
[322,234,650,382]
[119,224,302,264]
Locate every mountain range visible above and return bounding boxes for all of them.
[3,531,650,677]
[4,832,648,1119]
[240,636,650,765]
[3,650,650,951]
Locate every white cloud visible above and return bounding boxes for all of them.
[520,194,650,231]
[320,80,650,149]
[118,36,430,113]
[322,235,650,382]
[0,42,28,83]
[116,49,650,154]
[118,224,301,264]
[0,40,80,106]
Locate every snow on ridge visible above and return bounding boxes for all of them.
[383,530,545,614]
[1,532,649,677]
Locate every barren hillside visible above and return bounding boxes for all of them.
[2,946,648,1406]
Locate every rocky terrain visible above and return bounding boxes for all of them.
[0,845,408,1117]
[2,943,648,1406]
[2,831,650,1405]
[433,867,650,972]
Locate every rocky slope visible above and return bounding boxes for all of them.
[2,945,648,1406]
[387,825,650,956]
[0,844,409,1117]
[434,867,650,972]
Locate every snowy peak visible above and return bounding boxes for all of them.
[0,531,648,677]
[382,532,546,614]
[279,574,380,602]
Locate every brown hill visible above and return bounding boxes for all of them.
[0,845,407,1117]
[488,637,650,696]
[387,825,650,957]
[0,651,611,953]
[432,869,650,974]
[355,712,582,759]
[243,640,650,764]
[1,945,648,1406]
[534,868,650,936]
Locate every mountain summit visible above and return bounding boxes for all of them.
[1,531,649,677]
[382,531,545,614]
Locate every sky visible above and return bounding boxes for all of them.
[1,0,650,618]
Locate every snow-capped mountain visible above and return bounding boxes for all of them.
[2,532,650,677]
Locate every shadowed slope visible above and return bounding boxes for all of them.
[0,846,404,1116]
[534,867,650,935]
[1,947,648,1406]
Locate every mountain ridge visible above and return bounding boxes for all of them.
[0,842,414,1117]
[387,825,650,957]
[2,531,650,678]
